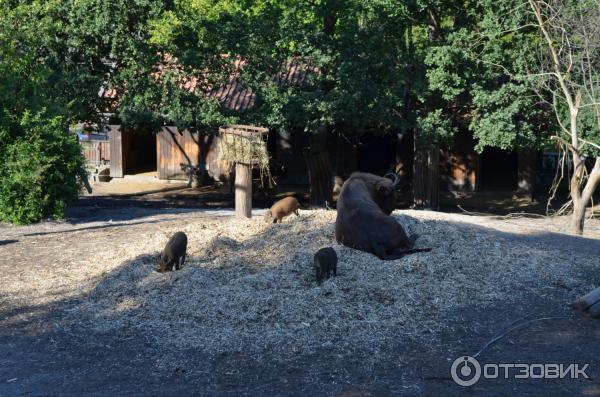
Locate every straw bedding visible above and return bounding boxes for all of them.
[1,210,597,363]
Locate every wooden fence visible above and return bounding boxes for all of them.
[81,140,110,166]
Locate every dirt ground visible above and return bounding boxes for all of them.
[1,203,600,396]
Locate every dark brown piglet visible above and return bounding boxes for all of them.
[157,232,188,272]
[314,247,337,284]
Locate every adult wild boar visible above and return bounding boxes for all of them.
[334,172,430,260]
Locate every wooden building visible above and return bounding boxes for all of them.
[93,57,538,200]
[440,131,539,196]
[106,125,229,181]
[99,60,316,183]
[80,139,111,167]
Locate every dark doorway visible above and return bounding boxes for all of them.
[275,128,309,185]
[480,148,518,191]
[123,132,157,175]
[357,133,395,176]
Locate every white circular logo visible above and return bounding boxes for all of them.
[451,356,481,387]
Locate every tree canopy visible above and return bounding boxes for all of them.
[1,0,599,220]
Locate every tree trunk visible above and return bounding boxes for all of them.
[191,173,201,188]
[305,149,333,207]
[517,149,537,200]
[570,199,586,235]
[413,136,439,210]
[394,131,411,192]
[413,138,426,207]
[235,162,252,218]
[192,131,213,188]
[426,147,440,210]
[569,156,600,235]
[304,126,333,207]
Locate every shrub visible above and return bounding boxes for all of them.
[0,109,87,224]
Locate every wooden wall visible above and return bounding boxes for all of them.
[157,127,228,181]
[275,128,309,185]
[204,135,230,182]
[81,140,110,166]
[106,124,246,181]
[157,127,199,180]
[440,131,479,192]
[440,151,478,192]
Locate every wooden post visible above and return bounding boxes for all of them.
[219,124,268,218]
[304,125,333,208]
[235,162,252,218]
[426,146,440,210]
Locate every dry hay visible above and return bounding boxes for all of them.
[218,126,271,186]
[218,125,269,170]
[53,210,595,362]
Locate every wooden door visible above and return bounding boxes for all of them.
[108,125,124,178]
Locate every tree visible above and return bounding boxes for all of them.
[412,0,548,206]
[228,0,412,206]
[525,0,600,234]
[0,110,87,224]
[0,0,91,224]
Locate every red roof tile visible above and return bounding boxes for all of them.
[99,58,317,112]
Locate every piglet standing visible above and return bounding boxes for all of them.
[264,196,300,223]
[157,231,188,272]
[314,247,337,284]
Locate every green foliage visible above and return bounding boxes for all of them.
[470,82,540,151]
[0,0,105,121]
[62,0,558,153]
[414,0,548,152]
[0,0,99,224]
[1,0,596,220]
[0,110,86,224]
[416,109,457,148]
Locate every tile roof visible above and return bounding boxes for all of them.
[99,59,317,112]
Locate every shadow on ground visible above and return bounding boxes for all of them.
[1,214,600,396]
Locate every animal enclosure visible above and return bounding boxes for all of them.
[2,209,597,364]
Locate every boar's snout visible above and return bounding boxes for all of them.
[263,210,273,223]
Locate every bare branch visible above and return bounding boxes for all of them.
[551,92,571,136]
[529,0,576,112]
[578,137,600,151]
[551,135,579,155]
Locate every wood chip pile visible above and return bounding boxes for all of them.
[54,210,594,358]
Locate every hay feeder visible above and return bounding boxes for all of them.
[219,124,269,218]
